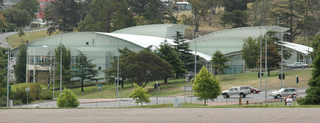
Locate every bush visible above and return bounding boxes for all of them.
[30,83,42,100]
[40,90,53,100]
[0,95,6,106]
[11,86,35,104]
[56,88,80,108]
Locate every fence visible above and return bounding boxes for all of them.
[11,96,298,108]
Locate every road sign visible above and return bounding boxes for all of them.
[182,86,193,92]
[25,87,30,92]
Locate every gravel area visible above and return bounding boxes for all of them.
[0,108,319,123]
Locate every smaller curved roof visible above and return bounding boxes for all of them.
[190,51,212,61]
[95,32,174,48]
[280,41,313,55]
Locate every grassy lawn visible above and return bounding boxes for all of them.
[11,68,312,99]
[7,30,60,48]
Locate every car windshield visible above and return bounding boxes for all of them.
[279,88,285,92]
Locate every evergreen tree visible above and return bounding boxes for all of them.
[45,0,83,31]
[298,47,320,105]
[155,40,185,80]
[270,0,315,42]
[54,44,71,84]
[211,50,230,75]
[311,33,320,58]
[220,10,249,28]
[77,0,135,32]
[0,47,7,87]
[192,66,221,106]
[242,37,259,68]
[172,31,194,73]
[222,0,248,12]
[71,50,98,92]
[13,44,26,83]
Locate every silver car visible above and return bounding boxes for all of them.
[271,88,299,99]
[286,62,308,68]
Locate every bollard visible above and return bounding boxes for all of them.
[246,100,249,105]
[239,98,241,106]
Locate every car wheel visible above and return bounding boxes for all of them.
[240,93,245,98]
[223,93,229,98]
[276,95,281,99]
[253,91,257,94]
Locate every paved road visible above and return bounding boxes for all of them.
[13,89,307,108]
[1,108,320,123]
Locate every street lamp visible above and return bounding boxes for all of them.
[194,35,201,79]
[109,40,119,99]
[1,42,10,107]
[280,32,291,89]
[60,33,63,95]
[259,27,262,91]
[43,45,55,98]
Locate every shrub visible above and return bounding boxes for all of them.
[129,83,151,107]
[0,95,6,106]
[30,83,42,100]
[56,88,80,108]
[11,86,35,104]
[40,90,53,100]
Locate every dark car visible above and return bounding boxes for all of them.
[241,86,260,94]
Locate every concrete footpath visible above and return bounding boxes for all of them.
[0,108,319,123]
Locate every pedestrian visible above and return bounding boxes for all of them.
[286,95,293,106]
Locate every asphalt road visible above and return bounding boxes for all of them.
[12,89,307,108]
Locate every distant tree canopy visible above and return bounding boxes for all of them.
[223,0,248,12]
[77,0,135,32]
[13,0,39,18]
[3,7,32,28]
[220,10,249,28]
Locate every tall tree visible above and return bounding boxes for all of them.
[77,0,135,32]
[45,0,83,31]
[0,13,8,31]
[13,44,26,83]
[192,66,221,106]
[3,8,32,28]
[71,49,98,92]
[220,10,249,28]
[142,0,178,24]
[155,40,185,80]
[0,47,7,87]
[13,0,39,18]
[222,0,248,12]
[270,0,315,42]
[256,35,281,76]
[298,47,320,105]
[211,50,230,75]
[241,37,260,68]
[173,31,195,73]
[206,0,223,26]
[188,0,208,32]
[113,49,174,87]
[54,44,71,84]
[252,0,271,26]
[311,33,320,58]
[126,0,149,15]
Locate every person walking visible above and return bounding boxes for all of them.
[286,95,293,106]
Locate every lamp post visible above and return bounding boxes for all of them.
[1,42,10,107]
[259,27,262,91]
[60,33,62,95]
[44,45,55,98]
[265,27,268,102]
[109,40,119,99]
[280,32,290,89]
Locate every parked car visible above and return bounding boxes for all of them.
[221,86,251,98]
[270,88,299,99]
[286,62,308,69]
[241,86,260,94]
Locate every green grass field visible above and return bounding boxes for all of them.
[11,68,312,99]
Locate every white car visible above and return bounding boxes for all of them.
[286,62,308,68]
[271,88,299,99]
[221,86,251,98]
